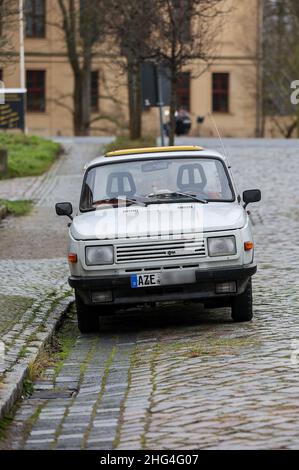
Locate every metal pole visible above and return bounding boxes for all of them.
[158,104,165,147]
[19,0,27,134]
[19,0,25,89]
[157,67,165,147]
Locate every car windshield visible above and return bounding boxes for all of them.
[80,157,234,211]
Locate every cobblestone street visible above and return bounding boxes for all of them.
[1,138,299,449]
[0,139,108,421]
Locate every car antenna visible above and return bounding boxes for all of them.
[207,112,242,202]
[207,112,231,165]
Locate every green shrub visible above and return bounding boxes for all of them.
[0,134,61,179]
[104,135,156,153]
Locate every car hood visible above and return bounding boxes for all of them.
[71,203,246,240]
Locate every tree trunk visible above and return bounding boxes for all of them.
[134,69,142,138]
[127,58,142,140]
[73,74,84,136]
[286,119,297,138]
[168,73,177,146]
[72,65,92,137]
[81,72,91,136]
[81,49,92,136]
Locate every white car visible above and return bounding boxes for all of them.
[56,146,261,333]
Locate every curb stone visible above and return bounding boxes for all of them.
[0,296,73,421]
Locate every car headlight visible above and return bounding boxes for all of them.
[86,246,114,266]
[208,236,237,257]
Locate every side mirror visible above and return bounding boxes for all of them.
[243,189,261,208]
[55,202,73,220]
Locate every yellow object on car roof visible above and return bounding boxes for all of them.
[105,145,204,157]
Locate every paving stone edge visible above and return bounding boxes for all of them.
[0,296,73,421]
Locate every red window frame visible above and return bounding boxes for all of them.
[91,71,99,113]
[212,73,229,113]
[26,70,46,112]
[25,0,46,38]
[177,72,191,111]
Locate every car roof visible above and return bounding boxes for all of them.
[84,145,227,170]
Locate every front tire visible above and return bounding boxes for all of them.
[75,294,99,333]
[231,279,253,322]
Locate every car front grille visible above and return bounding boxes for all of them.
[116,239,206,264]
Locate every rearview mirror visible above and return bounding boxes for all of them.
[55,202,73,220]
[243,189,261,208]
[142,161,170,172]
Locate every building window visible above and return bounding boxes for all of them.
[212,73,229,113]
[91,71,99,113]
[177,72,190,111]
[25,0,46,38]
[27,70,46,112]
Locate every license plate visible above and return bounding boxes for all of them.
[131,273,161,288]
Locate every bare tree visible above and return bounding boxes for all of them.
[153,0,227,145]
[56,0,107,135]
[108,1,158,140]
[262,0,299,137]
[108,0,227,143]
[0,0,18,69]
[55,0,227,141]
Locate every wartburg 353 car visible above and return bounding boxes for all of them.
[56,146,261,333]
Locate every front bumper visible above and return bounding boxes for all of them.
[69,264,257,307]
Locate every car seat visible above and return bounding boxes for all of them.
[177,163,207,192]
[106,171,136,198]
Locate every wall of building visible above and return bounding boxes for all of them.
[0,0,260,138]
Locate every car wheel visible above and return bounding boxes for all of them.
[231,279,253,322]
[75,293,99,333]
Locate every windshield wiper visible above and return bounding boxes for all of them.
[148,191,208,204]
[118,196,148,207]
[171,191,208,204]
[92,196,148,208]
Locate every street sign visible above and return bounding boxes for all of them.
[158,66,171,107]
[141,62,157,108]
[141,63,171,146]
[0,89,26,131]
[141,63,171,108]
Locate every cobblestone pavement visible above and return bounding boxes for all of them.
[0,139,109,420]
[2,138,299,449]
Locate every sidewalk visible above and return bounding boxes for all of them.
[0,148,61,224]
[0,139,104,420]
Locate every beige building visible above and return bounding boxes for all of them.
[0,0,262,138]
